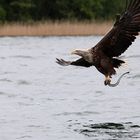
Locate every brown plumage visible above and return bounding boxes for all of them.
[56,0,140,86]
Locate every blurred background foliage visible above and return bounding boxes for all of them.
[0,0,127,22]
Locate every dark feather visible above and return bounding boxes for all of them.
[56,58,92,67]
[112,59,125,68]
[94,0,140,57]
[71,58,92,67]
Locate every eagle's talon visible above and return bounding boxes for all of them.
[104,79,111,86]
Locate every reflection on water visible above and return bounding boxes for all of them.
[69,121,140,139]
[0,36,140,140]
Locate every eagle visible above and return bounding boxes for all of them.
[56,0,140,87]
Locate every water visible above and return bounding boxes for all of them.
[0,36,140,140]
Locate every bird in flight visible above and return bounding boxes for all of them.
[56,0,140,87]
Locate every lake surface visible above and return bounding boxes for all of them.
[0,36,140,140]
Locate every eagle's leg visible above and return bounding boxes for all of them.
[104,75,111,86]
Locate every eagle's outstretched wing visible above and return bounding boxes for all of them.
[94,0,140,57]
[56,58,92,67]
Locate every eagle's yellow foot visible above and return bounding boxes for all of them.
[104,76,111,86]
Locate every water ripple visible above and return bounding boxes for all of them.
[16,135,32,139]
[55,111,100,116]
[0,78,12,82]
[126,55,140,59]
[131,74,140,79]
[17,80,31,85]
[69,121,140,139]
[10,55,34,59]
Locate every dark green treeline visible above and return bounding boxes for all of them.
[0,0,127,22]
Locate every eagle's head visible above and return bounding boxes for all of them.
[71,49,93,63]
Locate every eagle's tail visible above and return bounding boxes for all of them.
[112,58,125,68]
